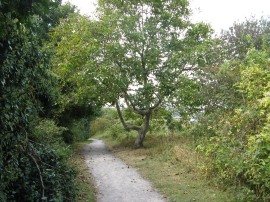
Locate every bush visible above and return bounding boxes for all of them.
[196,49,270,201]
[12,142,77,201]
[90,108,138,142]
[0,118,77,201]
[69,118,91,141]
[33,119,67,146]
[90,117,113,136]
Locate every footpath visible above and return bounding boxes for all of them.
[83,139,166,202]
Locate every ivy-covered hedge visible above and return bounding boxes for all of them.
[0,1,78,201]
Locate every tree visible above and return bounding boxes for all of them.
[193,17,270,200]
[220,17,270,60]
[48,13,102,142]
[33,0,76,40]
[198,17,270,115]
[94,0,212,147]
[0,1,77,200]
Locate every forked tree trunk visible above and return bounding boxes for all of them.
[134,112,151,148]
[115,102,152,148]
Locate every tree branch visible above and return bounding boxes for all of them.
[123,91,150,115]
[149,96,162,110]
[116,101,141,131]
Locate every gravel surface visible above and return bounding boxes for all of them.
[83,139,167,202]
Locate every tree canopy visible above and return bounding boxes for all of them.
[49,0,213,147]
[92,0,212,146]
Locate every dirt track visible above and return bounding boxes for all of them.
[83,139,166,202]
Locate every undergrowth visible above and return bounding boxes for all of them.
[90,109,236,201]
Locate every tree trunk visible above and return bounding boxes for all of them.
[134,130,146,148]
[115,101,152,148]
[134,112,151,148]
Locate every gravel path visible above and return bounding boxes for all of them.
[83,139,166,202]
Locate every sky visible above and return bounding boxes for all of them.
[63,0,270,34]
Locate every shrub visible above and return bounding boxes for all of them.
[90,117,113,136]
[33,119,67,146]
[196,49,270,201]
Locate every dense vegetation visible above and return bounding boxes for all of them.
[0,0,97,201]
[1,0,269,201]
[195,18,270,201]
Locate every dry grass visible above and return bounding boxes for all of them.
[103,134,236,202]
[69,141,96,202]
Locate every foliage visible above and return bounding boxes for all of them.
[91,0,213,146]
[0,1,78,200]
[18,0,270,200]
[36,0,76,40]
[69,118,92,142]
[92,107,177,141]
[90,109,130,140]
[90,116,114,136]
[220,16,270,60]
[149,108,173,134]
[33,119,67,147]
[196,28,270,201]
[48,0,213,147]
[48,13,101,107]
[47,13,101,142]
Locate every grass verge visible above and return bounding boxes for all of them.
[101,133,236,202]
[69,140,96,202]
